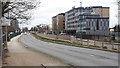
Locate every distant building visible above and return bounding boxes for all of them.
[52,16,57,33]
[36,24,49,33]
[2,26,15,34]
[10,19,19,32]
[52,13,65,34]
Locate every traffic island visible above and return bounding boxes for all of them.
[32,33,120,53]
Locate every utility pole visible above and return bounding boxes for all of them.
[0,0,2,57]
[80,2,83,45]
[0,0,2,66]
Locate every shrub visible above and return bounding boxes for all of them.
[102,46,107,49]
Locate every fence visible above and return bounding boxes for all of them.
[36,33,120,51]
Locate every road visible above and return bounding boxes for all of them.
[19,33,118,66]
[4,34,68,66]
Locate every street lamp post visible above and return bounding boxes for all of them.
[94,27,96,46]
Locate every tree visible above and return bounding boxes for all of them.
[22,27,28,32]
[114,25,120,32]
[0,0,41,56]
[1,0,41,24]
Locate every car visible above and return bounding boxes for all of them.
[60,33,67,35]
[24,32,27,35]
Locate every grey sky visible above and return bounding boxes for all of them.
[23,0,118,29]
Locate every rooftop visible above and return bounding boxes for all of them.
[65,6,109,13]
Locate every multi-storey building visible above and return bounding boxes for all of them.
[65,6,109,37]
[65,7,99,34]
[52,13,65,34]
[52,16,57,33]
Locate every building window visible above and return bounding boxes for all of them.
[96,19,99,30]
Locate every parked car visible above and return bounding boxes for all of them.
[24,32,27,35]
[60,33,67,35]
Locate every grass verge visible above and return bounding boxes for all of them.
[32,33,119,53]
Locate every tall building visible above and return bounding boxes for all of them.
[65,6,110,38]
[52,16,57,33]
[52,13,65,34]
[65,7,100,34]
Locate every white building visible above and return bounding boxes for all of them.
[65,6,110,38]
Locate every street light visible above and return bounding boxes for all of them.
[94,27,96,46]
[73,1,82,7]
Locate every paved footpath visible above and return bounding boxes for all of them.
[3,34,68,66]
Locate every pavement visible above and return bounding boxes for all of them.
[20,33,118,66]
[3,34,69,66]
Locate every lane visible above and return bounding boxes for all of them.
[20,33,118,66]
[5,34,68,66]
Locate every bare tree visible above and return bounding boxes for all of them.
[2,0,41,23]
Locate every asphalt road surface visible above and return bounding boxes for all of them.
[19,33,118,66]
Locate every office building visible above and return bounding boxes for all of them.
[52,13,65,34]
[52,16,57,33]
[65,6,109,36]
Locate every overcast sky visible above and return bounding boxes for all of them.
[23,0,118,29]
